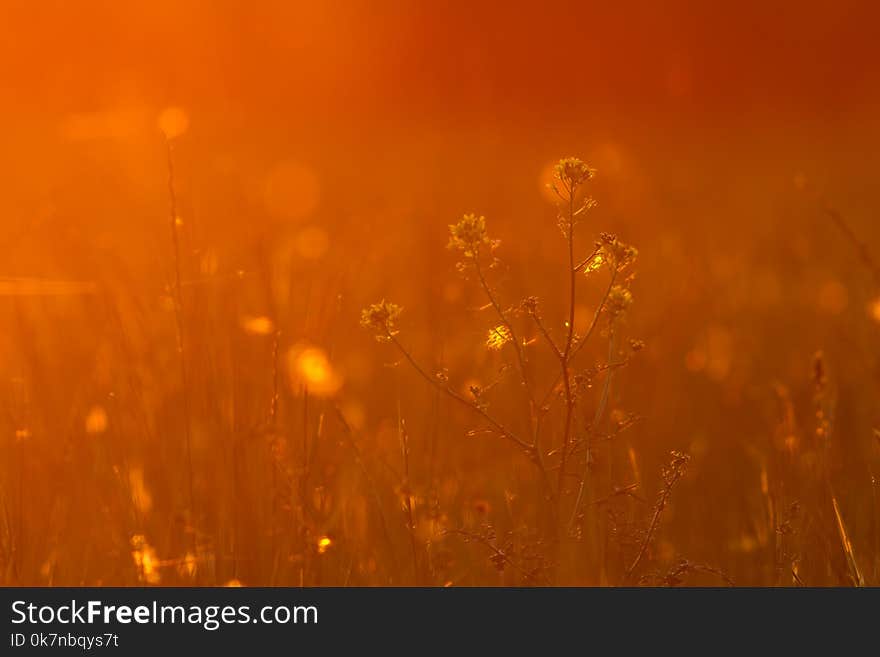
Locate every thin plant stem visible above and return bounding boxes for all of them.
[332,406,399,584]
[571,269,618,361]
[557,183,578,499]
[388,334,533,454]
[624,452,690,583]
[574,247,602,274]
[444,529,551,585]
[389,329,556,510]
[269,329,281,426]
[473,250,538,430]
[165,139,196,525]
[821,202,880,286]
[397,409,421,583]
[471,248,556,503]
[530,312,563,361]
[569,325,617,529]
[537,268,618,413]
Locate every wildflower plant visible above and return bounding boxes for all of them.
[448,213,499,262]
[360,299,403,341]
[362,156,650,580]
[486,325,513,351]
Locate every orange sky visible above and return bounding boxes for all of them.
[1,1,880,588]
[1,0,878,282]
[2,1,878,128]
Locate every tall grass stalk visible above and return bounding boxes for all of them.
[165,139,196,528]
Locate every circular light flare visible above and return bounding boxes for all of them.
[287,343,342,397]
[85,405,109,434]
[868,297,880,323]
[157,106,190,139]
[241,315,275,336]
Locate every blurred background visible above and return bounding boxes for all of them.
[1,0,879,585]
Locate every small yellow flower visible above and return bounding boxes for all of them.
[448,213,496,257]
[486,325,512,351]
[611,240,639,271]
[360,300,403,340]
[606,286,634,317]
[584,252,605,274]
[596,234,638,271]
[554,157,595,188]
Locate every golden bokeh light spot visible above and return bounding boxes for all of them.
[583,252,605,274]
[241,315,275,336]
[731,535,759,553]
[157,106,190,139]
[130,534,161,584]
[317,536,332,554]
[868,297,880,323]
[264,160,320,221]
[85,405,108,434]
[224,579,244,587]
[302,353,329,382]
[287,344,342,397]
[462,378,482,398]
[486,325,512,351]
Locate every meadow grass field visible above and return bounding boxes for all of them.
[1,1,879,587]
